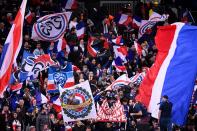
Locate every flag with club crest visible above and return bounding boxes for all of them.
[60,80,97,122]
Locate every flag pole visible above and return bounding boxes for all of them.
[187,8,196,23]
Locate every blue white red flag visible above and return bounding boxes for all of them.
[136,22,197,125]
[87,37,98,57]
[117,14,132,26]
[76,21,85,39]
[64,0,77,10]
[112,57,126,72]
[47,62,75,93]
[36,89,48,105]
[53,38,70,53]
[25,10,33,24]
[113,46,128,62]
[132,16,141,28]
[19,51,55,82]
[0,0,27,97]
[31,12,72,42]
[112,36,124,46]
[134,41,142,57]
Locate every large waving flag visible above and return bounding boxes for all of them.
[136,22,197,125]
[60,81,97,122]
[0,0,27,97]
[76,21,85,39]
[19,51,55,81]
[31,12,72,42]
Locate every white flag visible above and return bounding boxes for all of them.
[31,12,72,42]
[60,81,97,122]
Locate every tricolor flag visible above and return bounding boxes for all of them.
[112,57,126,72]
[36,90,48,105]
[52,98,62,113]
[10,83,23,92]
[76,21,85,39]
[117,14,132,26]
[25,10,33,24]
[132,16,142,28]
[87,37,98,57]
[130,72,145,85]
[113,46,128,62]
[53,38,70,53]
[0,0,27,97]
[134,41,142,57]
[136,22,197,125]
[112,36,124,46]
[47,63,75,93]
[64,0,77,10]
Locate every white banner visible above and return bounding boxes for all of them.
[60,81,97,122]
[31,12,72,42]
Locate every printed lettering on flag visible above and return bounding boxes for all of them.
[0,0,27,97]
[31,12,72,42]
[97,99,126,122]
[60,81,97,122]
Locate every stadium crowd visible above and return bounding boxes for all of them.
[0,0,196,131]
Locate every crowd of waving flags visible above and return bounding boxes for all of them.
[0,0,197,125]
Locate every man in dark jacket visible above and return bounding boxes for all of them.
[36,104,51,131]
[158,95,173,131]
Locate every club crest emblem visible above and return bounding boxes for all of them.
[53,72,67,88]
[61,87,93,119]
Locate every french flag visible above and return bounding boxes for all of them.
[0,0,27,97]
[64,0,77,10]
[117,14,132,26]
[53,38,70,53]
[87,37,98,57]
[132,16,141,28]
[10,83,23,92]
[112,57,126,72]
[52,98,62,113]
[134,41,142,57]
[36,90,48,105]
[136,22,197,125]
[76,21,85,39]
[25,10,33,24]
[113,46,128,62]
[112,36,124,46]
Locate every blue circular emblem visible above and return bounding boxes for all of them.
[53,72,67,89]
[61,87,93,119]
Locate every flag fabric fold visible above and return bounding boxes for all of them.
[0,0,27,97]
[136,22,197,125]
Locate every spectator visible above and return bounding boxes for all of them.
[158,95,173,131]
[33,43,45,56]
